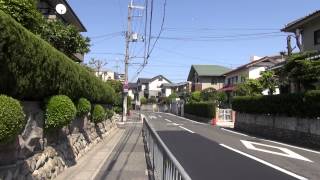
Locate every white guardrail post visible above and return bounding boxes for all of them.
[141,114,192,180]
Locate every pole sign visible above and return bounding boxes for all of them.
[123,81,129,93]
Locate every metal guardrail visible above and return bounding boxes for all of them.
[142,116,192,180]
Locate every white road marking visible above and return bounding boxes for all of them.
[261,139,320,155]
[221,128,249,137]
[179,126,195,134]
[220,144,308,180]
[164,113,208,125]
[164,119,172,123]
[220,128,320,155]
[241,140,312,162]
[149,115,157,119]
[158,115,162,118]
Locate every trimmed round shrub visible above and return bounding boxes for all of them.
[77,98,91,115]
[113,106,122,114]
[0,95,26,144]
[45,95,76,129]
[92,105,105,123]
[105,109,114,119]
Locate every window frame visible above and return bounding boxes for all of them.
[314,29,320,45]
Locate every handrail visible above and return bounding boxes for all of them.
[142,114,192,180]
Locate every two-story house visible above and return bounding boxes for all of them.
[187,65,231,92]
[282,10,320,52]
[220,56,285,94]
[37,0,87,62]
[160,82,191,98]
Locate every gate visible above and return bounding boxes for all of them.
[218,109,232,121]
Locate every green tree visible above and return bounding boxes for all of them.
[200,87,217,101]
[0,0,91,61]
[235,79,263,96]
[259,71,278,95]
[283,52,320,92]
[188,91,201,102]
[140,97,147,105]
[148,96,157,104]
[106,80,123,93]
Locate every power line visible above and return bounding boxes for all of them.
[90,31,124,39]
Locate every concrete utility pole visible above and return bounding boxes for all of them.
[122,0,145,122]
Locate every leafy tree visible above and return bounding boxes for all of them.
[148,96,157,104]
[283,52,320,92]
[106,80,123,93]
[0,0,91,61]
[259,71,278,95]
[235,79,263,96]
[190,91,201,102]
[127,96,132,110]
[140,97,147,105]
[200,88,217,101]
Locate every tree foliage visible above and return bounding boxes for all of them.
[200,88,217,101]
[189,91,201,102]
[235,79,263,96]
[0,0,90,60]
[259,71,278,95]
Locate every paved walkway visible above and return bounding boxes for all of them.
[95,112,148,180]
[56,112,148,180]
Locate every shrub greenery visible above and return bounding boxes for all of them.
[92,105,105,123]
[0,95,26,144]
[45,95,76,129]
[232,91,320,118]
[0,10,114,104]
[184,102,216,120]
[105,109,114,119]
[113,106,122,114]
[77,98,91,116]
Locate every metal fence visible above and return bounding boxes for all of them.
[142,117,192,180]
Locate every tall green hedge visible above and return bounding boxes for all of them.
[0,10,114,104]
[0,95,26,144]
[92,105,105,123]
[232,91,320,118]
[184,102,216,119]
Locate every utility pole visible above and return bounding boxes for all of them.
[122,0,145,122]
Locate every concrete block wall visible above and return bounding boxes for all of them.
[235,113,320,148]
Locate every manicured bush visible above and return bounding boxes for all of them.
[77,98,91,116]
[140,97,147,105]
[113,106,122,114]
[105,109,114,119]
[232,91,320,118]
[0,10,114,104]
[0,95,26,144]
[92,105,105,123]
[184,102,216,119]
[45,95,76,129]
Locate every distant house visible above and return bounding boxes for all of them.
[187,65,231,92]
[282,10,320,52]
[220,56,285,94]
[37,0,87,62]
[95,71,115,82]
[115,73,125,82]
[160,82,191,98]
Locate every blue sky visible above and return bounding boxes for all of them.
[68,0,319,83]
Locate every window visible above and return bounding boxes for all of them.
[314,29,320,45]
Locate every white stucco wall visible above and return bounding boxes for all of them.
[149,78,170,91]
[128,90,134,100]
[165,88,172,97]
[248,67,265,79]
[302,19,320,51]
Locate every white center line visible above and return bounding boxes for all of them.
[221,128,249,137]
[164,119,172,123]
[179,126,195,134]
[158,115,162,118]
[220,144,308,180]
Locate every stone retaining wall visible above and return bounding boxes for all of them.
[0,102,120,180]
[235,113,320,148]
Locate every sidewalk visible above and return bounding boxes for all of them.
[94,112,148,180]
[56,112,148,180]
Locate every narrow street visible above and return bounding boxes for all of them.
[142,112,320,180]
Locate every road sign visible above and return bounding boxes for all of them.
[123,81,129,93]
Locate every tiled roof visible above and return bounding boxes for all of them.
[282,10,320,32]
[187,65,231,81]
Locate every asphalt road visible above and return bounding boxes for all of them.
[142,111,320,180]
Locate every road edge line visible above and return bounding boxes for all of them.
[219,144,308,180]
[221,128,249,137]
[163,112,208,125]
[179,126,195,134]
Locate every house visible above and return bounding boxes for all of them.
[160,82,191,98]
[115,73,125,82]
[135,75,172,102]
[282,10,320,52]
[37,0,87,62]
[187,65,231,92]
[220,55,285,94]
[95,71,115,82]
